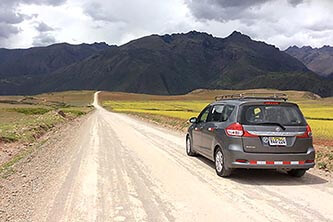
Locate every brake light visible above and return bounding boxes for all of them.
[243,130,258,137]
[264,102,280,105]
[225,123,257,137]
[225,123,243,137]
[297,124,312,138]
[236,159,248,163]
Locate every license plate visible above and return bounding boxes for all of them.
[269,137,286,146]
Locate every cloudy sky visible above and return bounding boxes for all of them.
[1,0,333,50]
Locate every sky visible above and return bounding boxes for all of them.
[1,0,333,50]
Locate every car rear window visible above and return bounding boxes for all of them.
[239,104,306,126]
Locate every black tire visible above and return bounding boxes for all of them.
[214,147,232,177]
[186,136,196,156]
[287,169,307,177]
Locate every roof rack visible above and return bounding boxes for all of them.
[215,93,288,101]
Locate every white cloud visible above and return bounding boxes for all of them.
[32,32,56,46]
[0,0,66,47]
[35,22,54,32]
[1,0,333,50]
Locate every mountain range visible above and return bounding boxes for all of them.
[286,45,333,79]
[0,31,332,97]
[0,42,110,78]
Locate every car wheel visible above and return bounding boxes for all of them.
[287,169,307,177]
[186,136,196,156]
[214,147,232,177]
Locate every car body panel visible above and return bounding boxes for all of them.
[192,122,204,151]
[187,99,315,170]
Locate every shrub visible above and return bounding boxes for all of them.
[8,107,50,115]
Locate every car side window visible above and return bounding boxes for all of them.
[208,105,224,122]
[198,106,211,123]
[221,105,235,122]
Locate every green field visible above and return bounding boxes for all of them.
[0,91,94,177]
[0,91,94,143]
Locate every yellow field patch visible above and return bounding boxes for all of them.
[307,120,333,139]
[102,93,333,140]
[104,101,209,120]
[298,106,333,119]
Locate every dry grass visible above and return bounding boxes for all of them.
[0,91,94,144]
[0,91,94,177]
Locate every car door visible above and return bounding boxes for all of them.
[200,105,224,156]
[192,106,211,153]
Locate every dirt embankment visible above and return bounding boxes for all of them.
[0,114,91,221]
[0,111,80,168]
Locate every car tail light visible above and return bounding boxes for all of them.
[297,124,312,138]
[243,130,258,137]
[305,159,315,163]
[236,159,248,163]
[264,102,280,105]
[225,123,257,137]
[225,123,244,137]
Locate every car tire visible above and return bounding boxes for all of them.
[186,136,196,156]
[214,147,232,177]
[287,169,307,177]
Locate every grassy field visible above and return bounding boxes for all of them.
[100,89,333,171]
[0,91,94,143]
[0,91,94,177]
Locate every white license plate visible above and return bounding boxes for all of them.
[269,137,287,146]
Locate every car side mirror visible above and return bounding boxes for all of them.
[189,117,198,124]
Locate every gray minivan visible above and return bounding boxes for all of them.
[186,93,315,177]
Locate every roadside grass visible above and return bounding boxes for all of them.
[0,90,95,177]
[0,139,48,178]
[100,89,333,171]
[0,110,65,143]
[6,107,51,115]
[0,91,94,144]
[35,90,95,107]
[316,146,333,171]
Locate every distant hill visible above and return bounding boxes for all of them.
[327,73,333,80]
[0,42,111,78]
[0,31,332,97]
[286,45,333,77]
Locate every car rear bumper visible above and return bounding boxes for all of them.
[225,145,315,169]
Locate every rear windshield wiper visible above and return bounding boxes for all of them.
[256,122,286,130]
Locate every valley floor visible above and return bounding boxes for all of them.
[1,92,333,221]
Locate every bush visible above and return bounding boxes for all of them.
[63,109,85,116]
[8,107,50,115]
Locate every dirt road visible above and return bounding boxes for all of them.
[1,92,333,222]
